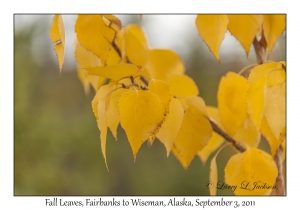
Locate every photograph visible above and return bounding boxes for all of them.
[14,14,286,197]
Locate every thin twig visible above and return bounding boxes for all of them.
[252,37,267,64]
[209,119,246,153]
[274,145,285,195]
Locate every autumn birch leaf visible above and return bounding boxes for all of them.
[106,87,128,140]
[234,118,261,148]
[173,96,212,169]
[198,106,224,165]
[91,85,113,170]
[148,79,171,145]
[75,38,102,67]
[97,98,109,170]
[266,69,285,86]
[106,47,121,66]
[218,72,249,136]
[195,15,229,62]
[124,26,148,66]
[227,15,263,56]
[209,144,227,196]
[247,62,285,132]
[171,145,186,169]
[248,62,284,84]
[75,39,106,93]
[127,24,148,46]
[50,14,65,73]
[77,69,91,94]
[168,74,199,97]
[225,148,278,195]
[264,82,286,139]
[85,64,139,80]
[148,79,171,112]
[119,90,165,160]
[102,14,122,32]
[260,116,281,157]
[145,49,185,81]
[247,75,267,129]
[209,153,218,196]
[262,15,286,58]
[75,15,115,63]
[156,98,184,156]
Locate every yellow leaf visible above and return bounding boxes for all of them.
[127,24,148,46]
[195,15,229,62]
[171,145,187,169]
[75,40,106,93]
[247,63,285,139]
[148,79,171,112]
[75,15,115,63]
[267,69,285,87]
[209,144,227,196]
[234,117,261,148]
[75,39,101,67]
[248,62,284,84]
[224,148,278,195]
[247,75,267,129]
[144,49,185,81]
[102,14,122,32]
[106,86,128,140]
[260,116,281,157]
[218,72,249,136]
[119,90,165,160]
[156,98,184,156]
[91,85,113,170]
[77,69,91,94]
[198,106,224,165]
[209,153,218,196]
[168,74,199,97]
[227,15,263,55]
[86,64,139,81]
[173,96,212,168]
[49,14,65,72]
[263,15,286,57]
[264,82,286,139]
[106,47,121,66]
[124,26,149,66]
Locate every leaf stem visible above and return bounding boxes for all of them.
[252,37,267,64]
[274,145,285,195]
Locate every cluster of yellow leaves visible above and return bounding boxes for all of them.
[65,15,216,170]
[195,15,285,62]
[49,15,286,196]
[211,62,285,195]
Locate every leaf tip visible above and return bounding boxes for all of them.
[216,55,221,64]
[105,161,109,172]
[166,149,171,157]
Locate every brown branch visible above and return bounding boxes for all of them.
[209,119,246,153]
[274,145,285,195]
[252,36,267,64]
[111,41,122,59]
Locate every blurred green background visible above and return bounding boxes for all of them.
[14,15,286,196]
